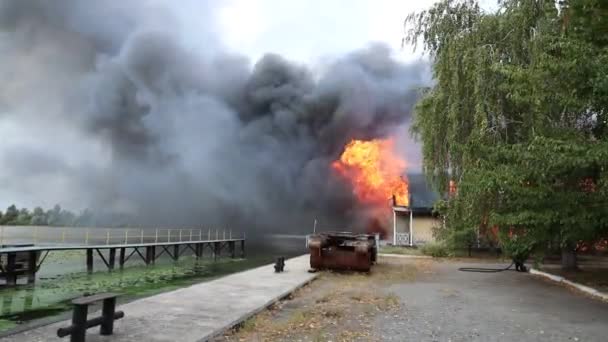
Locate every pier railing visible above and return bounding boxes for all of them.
[0,226,244,246]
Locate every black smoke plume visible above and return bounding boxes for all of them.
[0,0,428,235]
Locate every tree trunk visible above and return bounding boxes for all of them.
[561,244,578,270]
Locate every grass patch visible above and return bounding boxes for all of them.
[420,242,450,257]
[221,258,420,342]
[380,245,422,255]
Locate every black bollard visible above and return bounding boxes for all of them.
[274,257,285,273]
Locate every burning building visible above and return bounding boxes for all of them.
[332,139,439,246]
[391,173,440,246]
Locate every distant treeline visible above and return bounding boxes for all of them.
[0,204,93,226]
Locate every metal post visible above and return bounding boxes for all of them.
[106,229,110,245]
[124,229,129,244]
[155,229,158,243]
[208,229,210,240]
[108,248,116,270]
[230,230,232,239]
[223,230,225,240]
[216,229,218,241]
[199,229,202,241]
[27,251,37,284]
[119,248,126,269]
[145,246,154,265]
[86,249,93,273]
[168,229,171,243]
[6,253,17,286]
[179,229,182,242]
[189,229,193,241]
[140,229,144,244]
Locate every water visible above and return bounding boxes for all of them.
[0,227,308,333]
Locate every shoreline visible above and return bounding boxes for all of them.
[0,253,273,336]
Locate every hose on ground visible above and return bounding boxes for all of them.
[458,262,516,273]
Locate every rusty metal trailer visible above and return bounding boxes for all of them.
[307,232,377,272]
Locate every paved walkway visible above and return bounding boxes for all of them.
[376,258,608,341]
[0,255,315,342]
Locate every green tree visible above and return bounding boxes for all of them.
[406,0,608,269]
[16,208,32,225]
[30,207,48,225]
[1,205,19,225]
[46,204,63,226]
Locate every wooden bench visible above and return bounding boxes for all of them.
[57,293,124,342]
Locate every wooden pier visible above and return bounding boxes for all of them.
[0,230,245,286]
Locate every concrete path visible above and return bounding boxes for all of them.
[376,258,608,341]
[0,255,315,342]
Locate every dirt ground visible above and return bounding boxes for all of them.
[216,256,608,342]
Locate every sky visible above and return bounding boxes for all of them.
[0,0,439,212]
[213,0,437,64]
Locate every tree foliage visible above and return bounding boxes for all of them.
[406,0,608,266]
[0,204,91,226]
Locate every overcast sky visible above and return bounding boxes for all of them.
[0,0,441,211]
[212,0,437,63]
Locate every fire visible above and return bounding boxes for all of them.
[332,138,409,207]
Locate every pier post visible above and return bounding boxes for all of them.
[213,242,220,261]
[145,246,155,265]
[86,249,93,273]
[241,239,245,258]
[6,252,17,286]
[229,241,235,258]
[195,243,202,259]
[174,244,180,261]
[27,251,37,284]
[108,248,116,270]
[119,248,126,269]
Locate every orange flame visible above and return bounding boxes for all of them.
[332,138,409,207]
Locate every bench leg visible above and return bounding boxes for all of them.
[71,304,88,342]
[100,297,117,335]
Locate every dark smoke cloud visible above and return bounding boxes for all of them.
[0,0,428,234]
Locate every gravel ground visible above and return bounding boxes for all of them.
[221,256,608,342]
[375,258,608,342]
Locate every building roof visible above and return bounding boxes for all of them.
[408,173,440,209]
